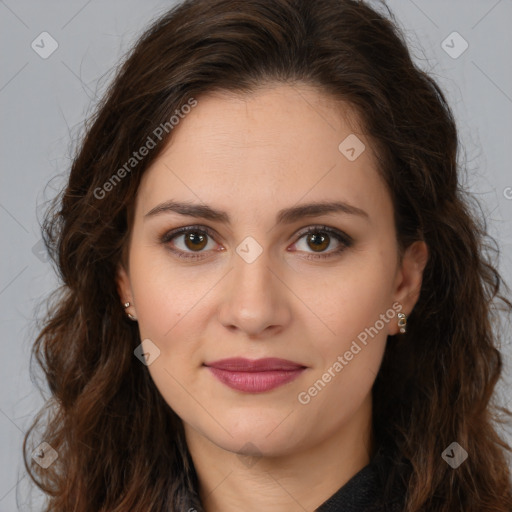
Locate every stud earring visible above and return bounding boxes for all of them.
[397,312,407,334]
[123,301,137,321]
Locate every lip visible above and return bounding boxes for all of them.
[204,357,307,393]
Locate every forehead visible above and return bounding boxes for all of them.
[135,84,391,226]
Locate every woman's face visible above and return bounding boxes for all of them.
[117,84,427,459]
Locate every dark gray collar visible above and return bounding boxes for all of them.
[315,447,406,512]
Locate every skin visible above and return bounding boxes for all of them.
[117,83,428,512]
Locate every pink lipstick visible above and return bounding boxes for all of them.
[204,357,306,393]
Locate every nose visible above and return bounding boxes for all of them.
[216,248,292,338]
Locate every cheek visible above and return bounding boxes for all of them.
[129,244,210,339]
[298,249,396,402]
[301,251,396,343]
[297,298,390,422]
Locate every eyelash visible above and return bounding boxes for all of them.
[160,224,353,261]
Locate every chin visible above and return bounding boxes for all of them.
[218,433,297,459]
[200,414,306,458]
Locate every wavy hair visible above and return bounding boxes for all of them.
[23,0,512,510]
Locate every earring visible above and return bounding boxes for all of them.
[123,301,137,321]
[397,312,407,334]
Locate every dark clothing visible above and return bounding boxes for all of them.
[315,447,406,512]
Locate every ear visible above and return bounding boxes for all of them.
[116,263,133,305]
[389,240,429,335]
[116,264,138,321]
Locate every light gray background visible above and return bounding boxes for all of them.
[1,0,511,510]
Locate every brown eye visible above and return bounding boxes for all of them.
[306,232,330,252]
[292,226,353,260]
[161,224,353,261]
[183,231,208,251]
[161,226,218,259]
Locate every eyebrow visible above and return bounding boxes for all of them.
[144,199,369,225]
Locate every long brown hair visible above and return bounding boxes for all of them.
[24,0,512,510]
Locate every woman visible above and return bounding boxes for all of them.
[24,0,512,510]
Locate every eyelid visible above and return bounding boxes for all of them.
[160,225,217,245]
[160,223,353,259]
[294,225,353,245]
